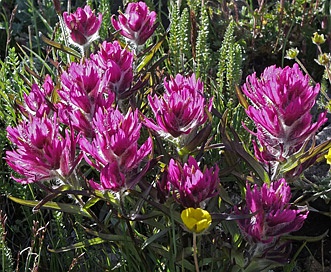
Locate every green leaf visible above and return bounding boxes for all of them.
[83,197,101,210]
[33,185,72,212]
[136,38,165,72]
[141,228,169,250]
[84,228,132,242]
[48,237,106,253]
[40,33,81,58]
[280,139,331,174]
[281,229,329,242]
[8,195,92,218]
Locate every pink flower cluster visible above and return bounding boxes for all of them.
[6,115,80,184]
[91,41,134,99]
[242,64,327,167]
[159,157,219,208]
[5,29,149,189]
[111,2,157,46]
[236,179,308,245]
[63,5,102,47]
[145,74,212,142]
[80,108,152,191]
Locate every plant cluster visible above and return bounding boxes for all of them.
[1,1,331,271]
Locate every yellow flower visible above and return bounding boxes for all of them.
[181,208,212,233]
[325,148,331,165]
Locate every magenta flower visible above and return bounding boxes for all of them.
[22,75,54,118]
[242,64,327,168]
[58,59,115,137]
[236,179,308,244]
[6,115,80,184]
[91,41,134,99]
[162,156,219,208]
[111,2,157,46]
[63,5,102,47]
[79,107,152,191]
[145,74,212,142]
[89,161,126,191]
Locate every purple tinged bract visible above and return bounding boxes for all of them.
[91,41,134,99]
[111,2,157,46]
[79,107,152,191]
[6,115,80,184]
[22,75,54,118]
[242,64,327,165]
[236,179,308,244]
[164,156,219,208]
[145,73,212,140]
[63,5,102,47]
[58,59,115,137]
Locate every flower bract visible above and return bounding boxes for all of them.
[63,5,102,47]
[80,107,152,191]
[111,2,157,46]
[242,64,327,174]
[236,179,308,244]
[145,73,212,144]
[162,156,219,208]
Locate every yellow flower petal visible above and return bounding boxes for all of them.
[325,148,331,165]
[181,207,212,233]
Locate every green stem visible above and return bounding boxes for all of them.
[193,232,199,272]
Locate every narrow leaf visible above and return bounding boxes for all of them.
[40,33,81,58]
[281,230,329,242]
[48,237,106,253]
[141,228,169,250]
[136,38,165,72]
[8,195,92,218]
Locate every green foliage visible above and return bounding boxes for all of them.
[194,5,211,81]
[98,0,112,39]
[216,20,242,112]
[0,47,26,125]
[0,212,14,272]
[168,3,191,74]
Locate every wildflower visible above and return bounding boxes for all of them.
[285,48,299,60]
[6,115,80,184]
[181,207,212,233]
[89,161,126,191]
[164,156,219,208]
[58,59,115,137]
[111,2,157,46]
[79,107,152,191]
[91,41,134,99]
[22,75,54,118]
[325,148,331,165]
[145,74,212,144]
[236,179,308,244]
[312,32,326,45]
[242,64,327,171]
[63,5,102,47]
[316,53,331,66]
